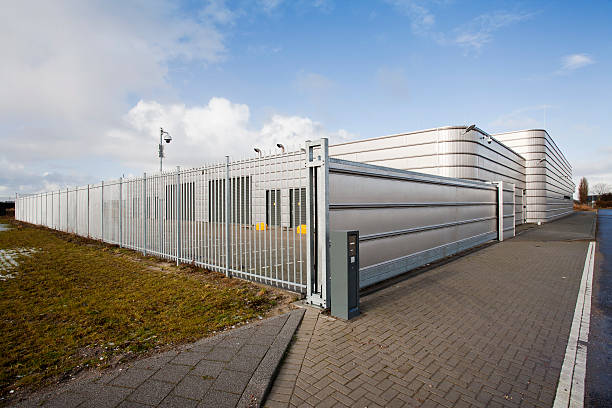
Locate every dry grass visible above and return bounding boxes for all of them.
[573,203,596,211]
[0,217,296,398]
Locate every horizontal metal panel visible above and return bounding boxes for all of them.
[328,159,500,287]
[359,230,497,288]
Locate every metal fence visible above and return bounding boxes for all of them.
[15,150,310,293]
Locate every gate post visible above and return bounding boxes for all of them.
[305,138,330,308]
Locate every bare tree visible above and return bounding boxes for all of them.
[578,177,589,204]
[592,183,610,196]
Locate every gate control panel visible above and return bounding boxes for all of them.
[330,230,360,320]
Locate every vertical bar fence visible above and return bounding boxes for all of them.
[14,150,309,293]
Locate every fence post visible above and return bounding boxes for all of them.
[101,181,104,241]
[15,193,18,220]
[87,184,90,237]
[75,187,78,233]
[176,166,180,266]
[143,172,147,255]
[119,177,123,247]
[225,156,231,278]
[66,187,69,232]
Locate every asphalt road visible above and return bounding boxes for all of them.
[586,209,612,407]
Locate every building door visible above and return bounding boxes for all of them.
[266,189,281,226]
[290,188,307,228]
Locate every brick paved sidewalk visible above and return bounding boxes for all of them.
[266,213,595,408]
[14,309,304,408]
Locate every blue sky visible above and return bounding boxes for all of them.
[1,0,611,197]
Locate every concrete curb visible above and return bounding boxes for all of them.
[238,308,305,407]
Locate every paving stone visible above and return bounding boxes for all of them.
[197,390,240,407]
[14,308,302,408]
[171,351,207,366]
[131,351,178,371]
[172,374,214,400]
[247,334,277,346]
[212,369,252,394]
[117,401,152,408]
[126,379,174,405]
[204,346,236,362]
[42,392,86,408]
[226,356,262,373]
[158,394,199,408]
[109,368,154,389]
[151,362,192,384]
[236,344,270,360]
[191,360,225,378]
[265,215,594,408]
[78,383,132,408]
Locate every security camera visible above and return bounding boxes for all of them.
[480,135,492,144]
[164,134,172,143]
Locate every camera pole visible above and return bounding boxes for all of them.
[159,128,172,173]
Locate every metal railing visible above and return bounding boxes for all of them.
[15,150,310,293]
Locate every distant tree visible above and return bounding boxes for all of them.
[578,177,589,204]
[592,183,610,196]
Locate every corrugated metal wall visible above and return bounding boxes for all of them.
[493,130,574,223]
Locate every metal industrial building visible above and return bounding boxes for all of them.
[492,129,574,222]
[330,125,573,225]
[15,126,573,308]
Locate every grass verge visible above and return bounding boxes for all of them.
[0,217,296,399]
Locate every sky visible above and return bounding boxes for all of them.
[1,0,611,198]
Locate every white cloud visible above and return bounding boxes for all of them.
[453,11,532,52]
[560,54,594,71]
[200,0,237,25]
[259,0,284,13]
[0,1,353,194]
[489,105,553,132]
[312,0,335,13]
[0,1,227,123]
[384,0,435,34]
[384,3,532,53]
[106,97,354,170]
[572,154,612,189]
[0,0,231,193]
[1,96,354,193]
